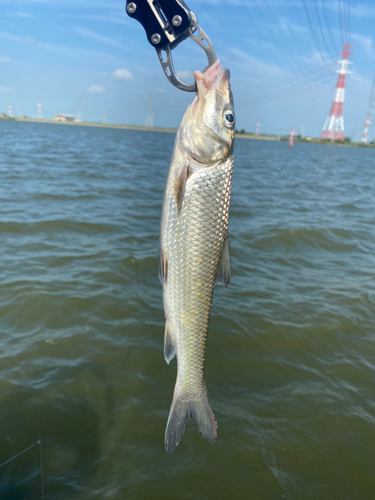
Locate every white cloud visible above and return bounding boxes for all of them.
[76,13,130,26]
[8,11,33,17]
[0,86,16,93]
[0,55,29,68]
[323,1,375,19]
[88,85,104,94]
[176,70,192,81]
[226,48,283,80]
[351,32,375,59]
[156,88,166,94]
[350,70,372,88]
[279,16,306,35]
[113,68,134,81]
[0,30,120,62]
[0,0,120,7]
[300,49,335,67]
[75,27,125,48]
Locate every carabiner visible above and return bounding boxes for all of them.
[126,0,216,92]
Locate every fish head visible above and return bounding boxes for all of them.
[181,60,235,165]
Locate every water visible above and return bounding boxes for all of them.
[1,119,375,499]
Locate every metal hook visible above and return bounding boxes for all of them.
[156,18,216,92]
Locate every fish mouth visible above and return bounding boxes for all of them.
[194,60,223,95]
[190,60,225,116]
[194,59,229,99]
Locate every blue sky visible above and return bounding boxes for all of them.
[1,0,374,139]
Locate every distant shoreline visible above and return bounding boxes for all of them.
[13,117,177,134]
[11,117,281,140]
[15,118,283,141]
[1,117,373,147]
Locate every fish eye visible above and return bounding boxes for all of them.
[223,111,235,128]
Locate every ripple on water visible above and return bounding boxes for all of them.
[1,122,375,499]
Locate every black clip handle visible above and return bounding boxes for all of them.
[126,0,191,50]
[126,0,216,92]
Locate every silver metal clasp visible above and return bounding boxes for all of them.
[156,16,216,92]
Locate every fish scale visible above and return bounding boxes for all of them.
[178,163,232,386]
[163,160,232,423]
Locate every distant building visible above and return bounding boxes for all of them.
[54,114,76,122]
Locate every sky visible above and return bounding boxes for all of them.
[0,0,374,139]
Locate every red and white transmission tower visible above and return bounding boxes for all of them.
[8,104,12,117]
[37,101,43,119]
[360,72,375,144]
[319,44,353,141]
[361,114,372,144]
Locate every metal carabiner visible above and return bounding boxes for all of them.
[126,0,216,92]
[156,16,216,92]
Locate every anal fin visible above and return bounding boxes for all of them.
[215,236,231,286]
[164,321,175,364]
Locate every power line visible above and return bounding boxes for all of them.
[344,0,352,45]
[239,70,335,109]
[301,0,327,65]
[236,58,337,95]
[239,0,336,87]
[251,0,309,74]
[238,0,287,72]
[320,0,339,53]
[337,0,345,45]
[282,2,318,57]
[310,0,333,57]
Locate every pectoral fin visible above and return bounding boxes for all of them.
[159,248,168,285]
[174,163,190,215]
[164,321,175,364]
[215,236,231,286]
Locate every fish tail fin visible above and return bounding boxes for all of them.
[164,389,217,453]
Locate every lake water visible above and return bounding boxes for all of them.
[1,119,375,499]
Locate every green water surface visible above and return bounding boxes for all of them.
[1,120,375,499]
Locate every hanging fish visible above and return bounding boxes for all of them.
[160,60,235,453]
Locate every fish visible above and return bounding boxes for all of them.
[160,60,235,453]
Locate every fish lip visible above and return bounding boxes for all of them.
[190,61,224,117]
[194,59,224,92]
[194,60,223,94]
